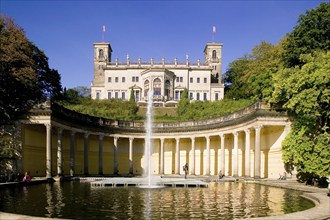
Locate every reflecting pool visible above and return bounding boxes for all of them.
[0,181,314,219]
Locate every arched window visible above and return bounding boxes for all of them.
[99,49,104,59]
[165,80,170,98]
[153,78,161,95]
[212,50,216,59]
[144,80,150,97]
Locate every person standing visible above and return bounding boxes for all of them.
[183,163,188,179]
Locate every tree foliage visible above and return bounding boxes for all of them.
[281,2,330,68]
[177,88,189,117]
[224,41,282,100]
[271,51,330,183]
[0,15,62,124]
[224,2,329,185]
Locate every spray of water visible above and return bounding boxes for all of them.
[145,90,153,186]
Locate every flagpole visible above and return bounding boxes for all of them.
[212,26,216,42]
[102,25,106,42]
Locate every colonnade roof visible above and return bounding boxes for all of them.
[26,101,289,135]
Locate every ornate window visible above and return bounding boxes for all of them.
[135,90,140,101]
[144,80,150,97]
[153,78,161,95]
[165,80,170,99]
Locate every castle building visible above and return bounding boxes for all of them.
[91,42,224,105]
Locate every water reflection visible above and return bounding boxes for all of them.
[0,182,314,220]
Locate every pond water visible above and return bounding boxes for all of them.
[0,181,314,219]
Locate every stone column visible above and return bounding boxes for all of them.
[129,137,134,175]
[190,137,195,175]
[45,124,52,178]
[220,133,225,175]
[233,131,239,177]
[83,133,89,176]
[175,138,180,175]
[98,134,104,175]
[114,136,119,175]
[254,126,262,179]
[244,129,251,178]
[205,135,210,176]
[57,128,63,177]
[70,131,75,176]
[160,138,165,175]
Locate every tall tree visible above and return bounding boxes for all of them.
[224,41,282,100]
[281,2,330,68]
[0,15,62,124]
[271,51,330,185]
[224,56,251,99]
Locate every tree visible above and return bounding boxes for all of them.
[0,15,62,124]
[224,56,251,99]
[177,88,189,117]
[224,41,282,101]
[271,51,330,185]
[72,86,91,97]
[129,88,135,103]
[281,2,330,68]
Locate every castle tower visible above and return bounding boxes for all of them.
[204,42,223,83]
[92,42,112,86]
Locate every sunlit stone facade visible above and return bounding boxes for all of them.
[91,42,224,105]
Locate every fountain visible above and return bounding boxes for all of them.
[142,90,155,187]
[88,89,208,188]
[138,90,166,188]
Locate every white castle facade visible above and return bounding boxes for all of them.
[91,42,224,105]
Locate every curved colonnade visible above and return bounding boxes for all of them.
[20,102,290,179]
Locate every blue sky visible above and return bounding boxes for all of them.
[1,0,326,89]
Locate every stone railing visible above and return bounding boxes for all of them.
[49,101,283,133]
[108,61,206,68]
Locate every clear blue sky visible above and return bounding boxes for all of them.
[1,0,326,89]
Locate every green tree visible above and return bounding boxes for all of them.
[177,88,189,117]
[281,2,330,68]
[129,88,135,103]
[224,56,251,99]
[72,86,91,97]
[224,41,282,101]
[0,15,62,124]
[271,51,330,185]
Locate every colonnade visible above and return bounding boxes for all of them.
[43,123,268,179]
